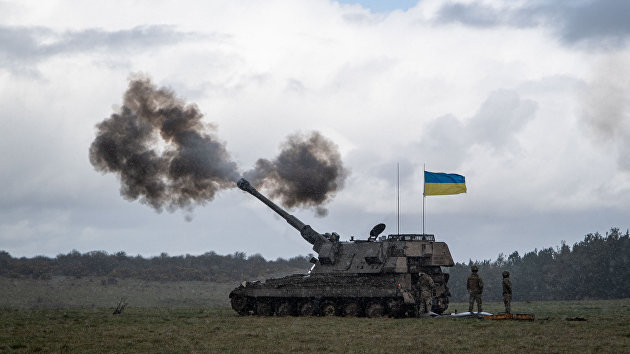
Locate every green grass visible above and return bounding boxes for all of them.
[0,299,628,353]
[0,276,236,308]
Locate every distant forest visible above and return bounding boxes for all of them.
[0,250,311,283]
[1,228,628,301]
[448,228,630,302]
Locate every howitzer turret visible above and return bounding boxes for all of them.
[230,177,455,318]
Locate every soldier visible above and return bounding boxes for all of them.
[467,265,483,314]
[417,272,435,315]
[502,270,512,314]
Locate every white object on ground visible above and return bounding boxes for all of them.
[449,311,493,317]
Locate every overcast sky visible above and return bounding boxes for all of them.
[1,0,629,263]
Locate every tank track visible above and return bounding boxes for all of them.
[230,294,449,317]
[229,272,450,317]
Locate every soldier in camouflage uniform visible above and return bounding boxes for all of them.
[467,265,483,314]
[417,272,435,314]
[502,270,512,314]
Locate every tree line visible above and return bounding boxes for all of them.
[0,250,311,283]
[1,228,628,301]
[447,228,630,302]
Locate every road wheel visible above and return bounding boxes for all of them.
[255,300,273,316]
[343,302,360,317]
[320,301,336,316]
[230,295,249,315]
[276,301,294,316]
[299,301,316,316]
[365,302,385,318]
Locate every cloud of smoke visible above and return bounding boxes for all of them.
[90,75,348,215]
[245,132,349,217]
[89,74,239,212]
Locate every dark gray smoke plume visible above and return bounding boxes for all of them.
[89,75,239,211]
[245,132,349,217]
[90,75,349,216]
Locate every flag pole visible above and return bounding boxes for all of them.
[397,162,400,235]
[423,163,426,235]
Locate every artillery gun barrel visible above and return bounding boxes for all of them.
[237,178,326,247]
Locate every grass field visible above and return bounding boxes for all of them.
[0,276,236,308]
[1,296,629,353]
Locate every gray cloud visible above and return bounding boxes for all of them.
[420,90,537,166]
[0,25,194,73]
[372,159,417,186]
[435,0,630,48]
[360,90,537,191]
[468,90,537,148]
[579,56,630,170]
[435,2,505,28]
[558,1,630,45]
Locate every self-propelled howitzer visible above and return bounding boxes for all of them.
[229,178,455,317]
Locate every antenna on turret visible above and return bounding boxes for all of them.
[397,162,400,235]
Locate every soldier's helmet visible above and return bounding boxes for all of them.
[471,265,479,272]
[502,271,510,277]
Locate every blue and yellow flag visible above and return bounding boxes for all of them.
[424,171,466,196]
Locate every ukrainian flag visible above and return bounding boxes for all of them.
[424,171,466,196]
